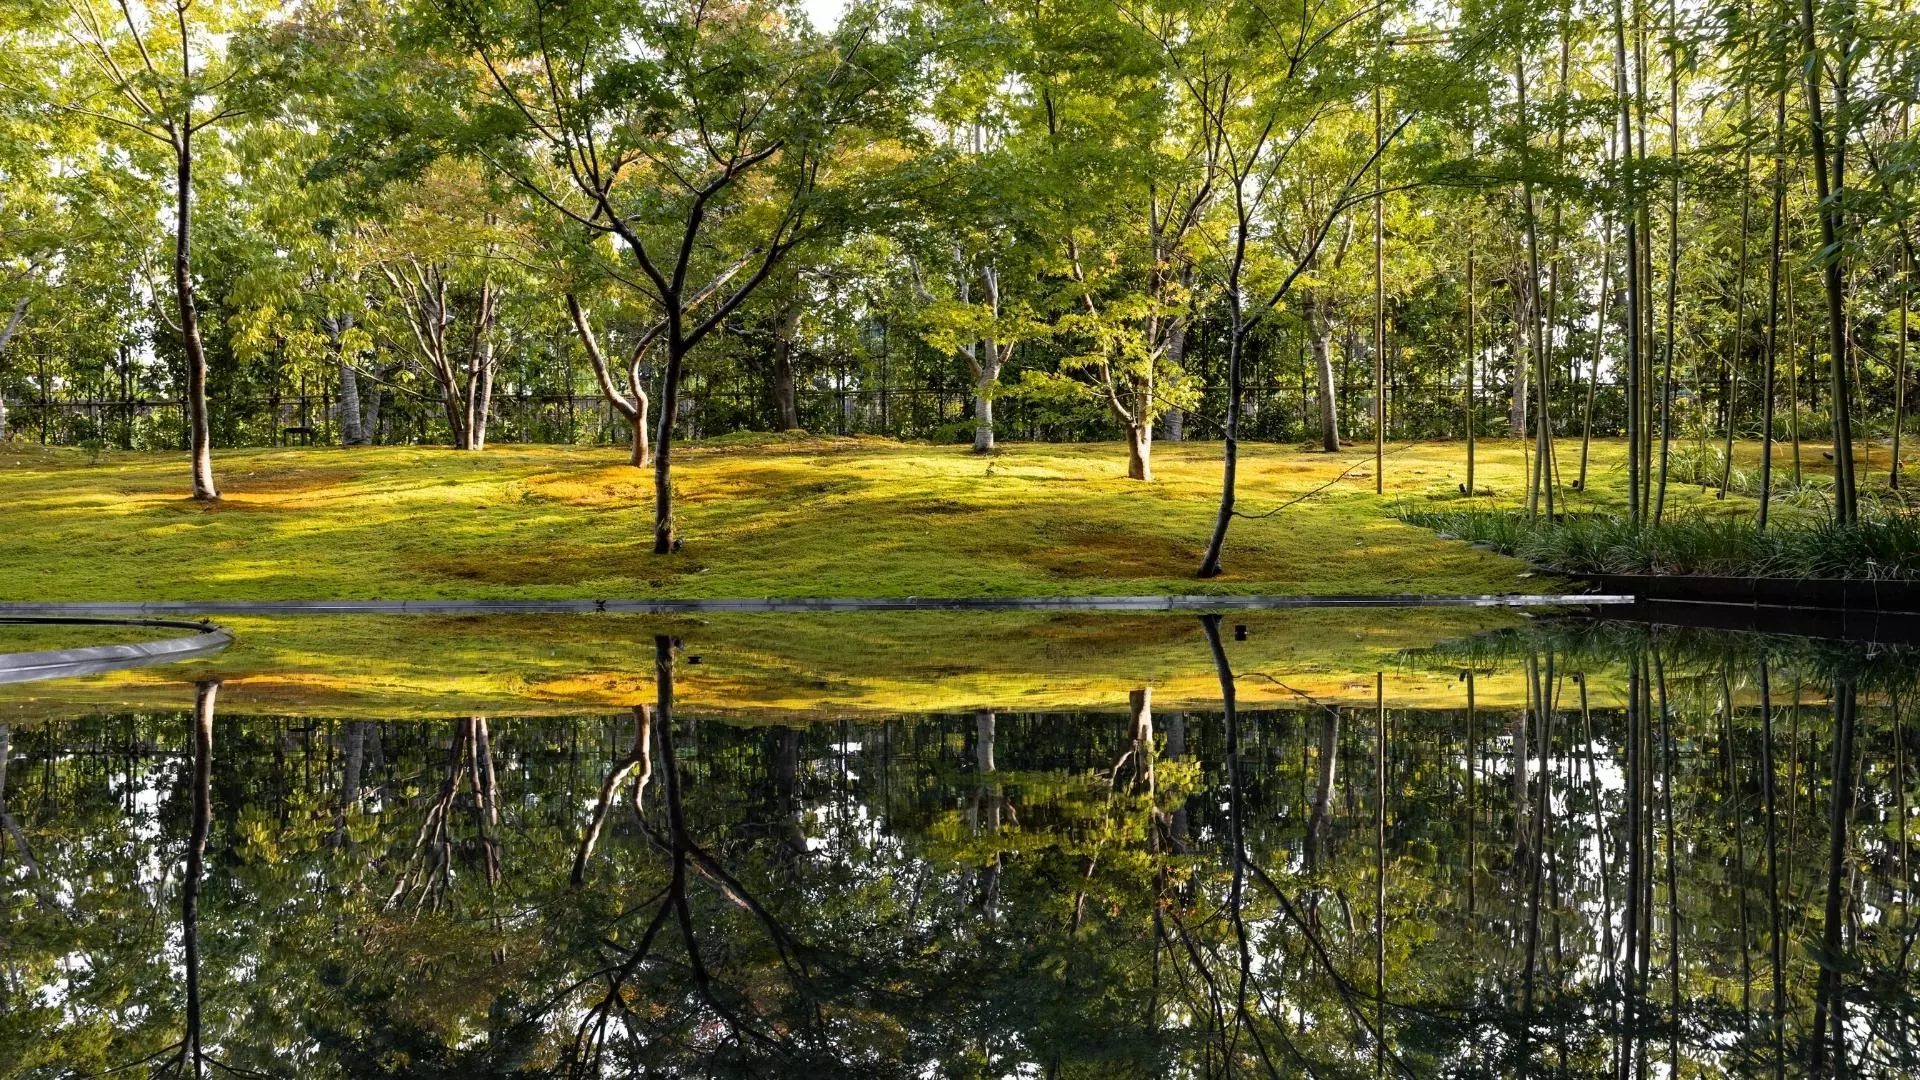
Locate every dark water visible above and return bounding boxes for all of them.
[1,618,1916,1077]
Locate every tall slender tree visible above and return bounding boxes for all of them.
[34,0,291,499]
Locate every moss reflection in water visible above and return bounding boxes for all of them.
[0,624,1915,1077]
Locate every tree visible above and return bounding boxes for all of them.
[27,0,294,499]
[357,160,523,451]
[1162,0,1432,577]
[1795,0,1860,522]
[426,0,916,551]
[1002,0,1215,479]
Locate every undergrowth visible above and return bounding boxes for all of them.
[1396,506,1920,579]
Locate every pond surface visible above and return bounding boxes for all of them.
[1,613,1915,1077]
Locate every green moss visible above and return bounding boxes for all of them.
[0,608,1556,719]
[0,436,1653,603]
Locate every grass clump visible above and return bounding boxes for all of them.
[1397,507,1920,580]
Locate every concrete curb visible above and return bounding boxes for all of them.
[0,617,233,685]
[0,595,1633,616]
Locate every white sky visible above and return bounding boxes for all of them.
[802,0,849,31]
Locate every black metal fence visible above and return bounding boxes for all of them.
[5,376,1652,451]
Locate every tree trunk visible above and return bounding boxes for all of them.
[1721,123,1754,499]
[1516,50,1551,517]
[1465,225,1477,493]
[0,296,26,442]
[1198,304,1244,578]
[175,142,218,500]
[471,341,494,451]
[1797,0,1858,522]
[771,301,800,431]
[362,374,383,446]
[1510,277,1530,437]
[1896,244,1909,490]
[973,354,998,453]
[1372,83,1386,493]
[1578,232,1610,492]
[654,335,686,554]
[1613,0,1646,525]
[337,360,364,445]
[1653,5,1682,525]
[1162,318,1188,442]
[567,293,651,467]
[1310,299,1341,452]
[329,315,366,446]
[1759,73,1788,527]
[441,374,469,450]
[629,398,650,467]
[1126,421,1152,481]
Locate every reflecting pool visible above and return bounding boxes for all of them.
[0,613,1915,1077]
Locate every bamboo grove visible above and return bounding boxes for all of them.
[1,0,1917,541]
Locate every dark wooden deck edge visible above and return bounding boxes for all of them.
[1599,600,1920,645]
[0,594,1631,617]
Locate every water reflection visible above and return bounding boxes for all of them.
[0,621,1914,1077]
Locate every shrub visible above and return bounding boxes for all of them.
[1395,507,1920,580]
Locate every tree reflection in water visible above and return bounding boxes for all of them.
[1,624,1916,1077]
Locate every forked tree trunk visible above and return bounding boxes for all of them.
[565,293,651,467]
[175,141,218,500]
[971,267,1007,453]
